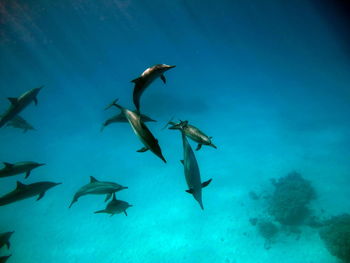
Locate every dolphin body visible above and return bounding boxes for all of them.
[0,181,61,206]
[0,87,42,128]
[105,99,166,163]
[101,112,156,132]
[168,120,217,151]
[0,231,14,249]
[181,131,212,210]
[0,255,11,263]
[95,193,132,216]
[132,64,176,111]
[0,161,45,179]
[69,176,127,208]
[5,115,35,132]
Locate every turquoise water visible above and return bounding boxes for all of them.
[0,1,349,262]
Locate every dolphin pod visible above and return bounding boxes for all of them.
[94,193,132,216]
[0,161,45,179]
[105,99,166,163]
[0,86,42,128]
[168,120,217,151]
[132,64,176,112]
[69,176,128,208]
[0,181,61,206]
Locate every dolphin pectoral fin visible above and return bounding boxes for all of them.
[124,211,128,216]
[8,97,17,105]
[6,241,10,249]
[94,209,107,214]
[3,162,13,169]
[37,192,45,201]
[160,74,166,84]
[34,97,38,106]
[185,188,194,194]
[196,144,202,151]
[105,193,112,202]
[137,147,149,153]
[180,160,184,165]
[25,170,31,179]
[201,178,212,188]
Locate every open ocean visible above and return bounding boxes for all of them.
[0,1,349,262]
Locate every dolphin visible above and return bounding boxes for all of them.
[180,131,212,210]
[0,161,45,179]
[101,112,156,132]
[4,115,36,133]
[0,86,43,128]
[168,120,217,151]
[0,255,11,263]
[0,181,61,206]
[94,193,132,216]
[69,176,127,208]
[105,99,166,163]
[132,64,176,111]
[0,231,14,249]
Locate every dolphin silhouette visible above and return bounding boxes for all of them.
[95,193,132,216]
[69,176,127,208]
[0,86,43,128]
[0,181,61,206]
[0,161,45,179]
[105,99,166,163]
[132,64,175,111]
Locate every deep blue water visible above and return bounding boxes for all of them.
[0,1,349,262]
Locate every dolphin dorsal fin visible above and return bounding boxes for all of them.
[112,193,116,201]
[16,181,26,189]
[90,176,98,183]
[8,97,18,105]
[3,162,13,168]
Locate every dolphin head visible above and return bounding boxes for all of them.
[168,120,189,130]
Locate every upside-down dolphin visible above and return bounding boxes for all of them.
[0,161,45,179]
[94,193,132,216]
[0,181,61,206]
[0,86,43,128]
[101,112,156,132]
[132,64,175,111]
[180,131,212,210]
[0,231,14,249]
[167,120,217,151]
[69,176,127,208]
[105,99,166,163]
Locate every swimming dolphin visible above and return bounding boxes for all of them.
[0,231,14,249]
[0,161,45,179]
[132,64,176,111]
[4,115,35,132]
[0,255,11,263]
[168,120,217,151]
[0,181,61,206]
[69,176,127,208]
[101,112,156,132]
[94,193,132,216]
[180,131,212,210]
[0,86,43,128]
[105,99,166,163]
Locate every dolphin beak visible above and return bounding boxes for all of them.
[168,65,176,69]
[55,182,62,186]
[39,163,46,167]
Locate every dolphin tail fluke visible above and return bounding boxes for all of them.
[201,178,212,188]
[105,99,122,110]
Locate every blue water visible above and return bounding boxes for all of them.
[0,1,350,262]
